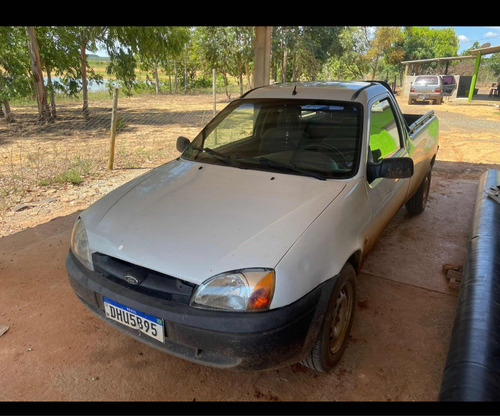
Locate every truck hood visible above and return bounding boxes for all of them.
[82,159,345,285]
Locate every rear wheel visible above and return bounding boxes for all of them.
[302,263,357,372]
[405,169,431,214]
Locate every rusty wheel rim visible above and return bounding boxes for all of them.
[329,281,354,355]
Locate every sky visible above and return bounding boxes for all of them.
[440,26,500,53]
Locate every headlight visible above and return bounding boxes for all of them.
[190,269,275,312]
[70,217,93,270]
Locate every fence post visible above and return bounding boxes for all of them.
[108,87,119,170]
[212,69,216,116]
[212,69,217,145]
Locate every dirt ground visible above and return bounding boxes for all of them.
[0,90,499,405]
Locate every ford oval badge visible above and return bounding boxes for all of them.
[124,274,140,285]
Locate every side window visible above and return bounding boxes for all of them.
[369,98,402,162]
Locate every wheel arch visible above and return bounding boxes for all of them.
[347,249,363,273]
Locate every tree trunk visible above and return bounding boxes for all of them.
[26,26,52,123]
[184,48,188,93]
[154,60,160,94]
[245,60,252,90]
[167,57,172,93]
[80,38,89,120]
[370,55,380,80]
[238,57,243,95]
[45,64,57,119]
[223,73,230,100]
[282,49,288,83]
[2,99,15,123]
[174,59,178,93]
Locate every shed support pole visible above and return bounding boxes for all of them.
[468,52,481,102]
[254,26,272,88]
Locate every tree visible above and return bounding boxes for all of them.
[271,26,346,83]
[295,26,345,81]
[133,27,190,94]
[320,27,370,80]
[271,26,297,83]
[35,26,83,118]
[192,27,234,99]
[488,52,500,77]
[75,26,106,118]
[229,27,253,94]
[366,27,404,80]
[99,26,139,97]
[400,27,459,74]
[26,26,52,122]
[0,27,32,123]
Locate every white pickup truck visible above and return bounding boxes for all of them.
[66,81,438,372]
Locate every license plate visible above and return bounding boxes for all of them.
[418,94,428,99]
[103,296,164,343]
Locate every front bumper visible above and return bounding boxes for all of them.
[66,250,335,371]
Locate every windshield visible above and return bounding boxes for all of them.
[182,99,362,179]
[414,76,439,86]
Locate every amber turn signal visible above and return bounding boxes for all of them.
[248,271,275,311]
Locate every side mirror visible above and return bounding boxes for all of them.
[176,136,190,153]
[367,157,414,182]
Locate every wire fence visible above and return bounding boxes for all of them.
[0,91,229,209]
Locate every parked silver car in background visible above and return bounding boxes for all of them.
[408,75,443,105]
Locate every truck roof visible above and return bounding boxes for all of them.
[241,81,390,102]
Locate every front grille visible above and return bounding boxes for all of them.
[92,253,195,304]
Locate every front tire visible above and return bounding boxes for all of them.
[405,169,431,214]
[302,263,357,372]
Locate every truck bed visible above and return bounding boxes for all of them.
[403,111,436,136]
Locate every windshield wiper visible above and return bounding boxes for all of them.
[234,156,327,180]
[192,146,241,167]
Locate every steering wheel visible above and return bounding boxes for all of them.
[301,142,348,165]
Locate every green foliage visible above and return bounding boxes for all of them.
[487,52,500,76]
[399,26,459,70]
[0,27,33,100]
[271,26,346,82]
[319,27,369,80]
[0,25,468,111]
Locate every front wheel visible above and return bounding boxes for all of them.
[302,263,357,372]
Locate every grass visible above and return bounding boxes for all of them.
[0,93,200,212]
[0,89,232,214]
[37,156,93,187]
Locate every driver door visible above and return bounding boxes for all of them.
[365,95,411,243]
